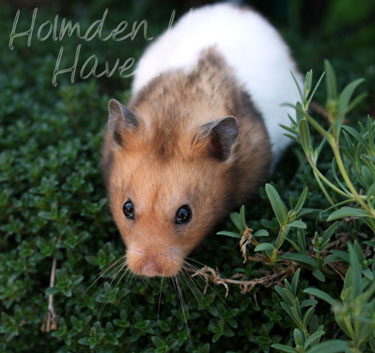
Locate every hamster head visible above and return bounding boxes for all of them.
[102,99,239,277]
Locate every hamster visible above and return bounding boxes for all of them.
[102,3,303,277]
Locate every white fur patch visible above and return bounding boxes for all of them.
[132,3,303,164]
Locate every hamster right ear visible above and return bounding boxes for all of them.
[193,116,239,161]
[108,98,139,146]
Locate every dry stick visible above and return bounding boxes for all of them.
[189,263,297,297]
[41,237,61,333]
[188,227,296,297]
[190,219,365,296]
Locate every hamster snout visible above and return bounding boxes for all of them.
[126,246,183,277]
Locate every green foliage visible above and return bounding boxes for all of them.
[218,61,375,351]
[305,242,375,352]
[284,62,375,231]
[272,269,326,352]
[1,1,374,352]
[270,241,375,353]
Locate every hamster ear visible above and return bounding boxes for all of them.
[108,98,139,146]
[195,116,239,161]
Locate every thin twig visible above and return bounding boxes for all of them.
[189,264,297,297]
[41,237,61,333]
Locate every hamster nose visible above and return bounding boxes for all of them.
[142,260,162,277]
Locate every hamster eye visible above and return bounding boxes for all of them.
[123,200,135,220]
[175,205,192,225]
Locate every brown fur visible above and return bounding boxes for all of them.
[102,48,271,277]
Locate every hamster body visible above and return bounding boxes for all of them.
[102,3,303,277]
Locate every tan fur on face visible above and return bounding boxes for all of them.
[102,48,271,277]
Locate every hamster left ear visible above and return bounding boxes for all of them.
[108,99,140,146]
[194,116,239,161]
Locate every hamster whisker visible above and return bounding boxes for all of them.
[175,274,190,336]
[180,265,201,300]
[113,265,130,293]
[63,256,126,320]
[185,257,208,268]
[82,255,126,295]
[170,275,178,305]
[95,261,127,320]
[157,276,164,323]
[124,267,134,290]
[105,264,130,315]
[70,255,126,316]
[182,263,210,305]
[183,260,232,312]
[179,266,211,320]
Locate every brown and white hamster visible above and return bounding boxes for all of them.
[102,3,302,277]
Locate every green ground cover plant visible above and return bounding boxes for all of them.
[1,0,374,352]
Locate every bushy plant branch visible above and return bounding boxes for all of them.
[216,62,375,351]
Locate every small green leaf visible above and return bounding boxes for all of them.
[297,230,307,253]
[265,183,288,227]
[307,340,349,353]
[288,220,307,229]
[303,288,336,306]
[327,250,349,263]
[353,240,365,264]
[346,91,368,113]
[294,187,308,215]
[291,70,304,102]
[300,299,317,309]
[312,268,325,282]
[362,267,374,281]
[253,229,269,237]
[286,237,303,253]
[239,205,247,230]
[230,212,242,232]
[304,70,313,97]
[275,285,293,306]
[293,328,304,346]
[271,343,296,353]
[304,329,325,350]
[254,243,275,252]
[338,78,364,118]
[298,119,311,153]
[78,337,90,346]
[151,336,165,348]
[281,253,318,268]
[322,222,339,243]
[291,268,301,296]
[302,306,316,329]
[327,207,369,221]
[348,243,361,300]
[281,302,300,326]
[342,125,366,145]
[324,60,337,100]
[216,231,241,238]
[306,71,325,107]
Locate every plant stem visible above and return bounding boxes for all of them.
[299,108,332,141]
[303,135,367,203]
[331,142,374,217]
[271,226,289,263]
[312,168,335,205]
[344,315,355,339]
